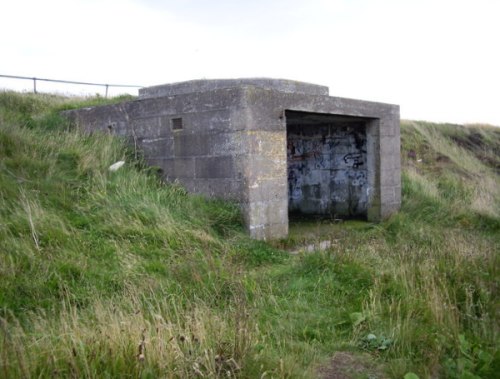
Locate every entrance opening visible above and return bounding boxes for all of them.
[286,110,373,220]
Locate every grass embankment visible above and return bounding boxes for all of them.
[0,92,498,378]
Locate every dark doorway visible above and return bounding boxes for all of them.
[286,110,372,220]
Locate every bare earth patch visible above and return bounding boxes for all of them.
[318,352,387,379]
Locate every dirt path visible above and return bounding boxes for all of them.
[317,352,387,379]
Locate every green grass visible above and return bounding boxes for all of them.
[0,91,499,378]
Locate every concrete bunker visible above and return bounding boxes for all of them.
[286,111,376,219]
[64,78,400,240]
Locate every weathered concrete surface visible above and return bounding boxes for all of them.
[287,114,368,217]
[139,78,329,99]
[240,86,400,238]
[63,78,400,240]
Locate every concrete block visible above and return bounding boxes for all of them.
[174,158,196,178]
[130,117,164,138]
[173,134,211,157]
[178,109,233,133]
[137,137,173,157]
[194,179,244,201]
[150,158,195,179]
[206,133,246,156]
[247,178,287,202]
[379,114,400,136]
[380,186,396,204]
[195,156,234,179]
[128,87,244,119]
[380,135,400,157]
[245,156,286,180]
[64,104,130,136]
[380,168,400,187]
[165,132,246,158]
[247,131,286,156]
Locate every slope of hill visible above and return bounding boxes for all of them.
[0,92,498,378]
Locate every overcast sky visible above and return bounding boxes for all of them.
[1,0,499,125]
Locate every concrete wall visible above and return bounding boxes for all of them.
[65,88,250,202]
[287,121,368,217]
[64,79,400,241]
[241,86,400,239]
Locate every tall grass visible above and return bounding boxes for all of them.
[1,290,258,378]
[0,91,286,377]
[355,120,500,377]
[1,92,499,378]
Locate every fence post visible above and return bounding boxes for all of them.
[105,84,109,98]
[33,78,37,94]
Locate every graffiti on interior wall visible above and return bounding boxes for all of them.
[287,124,369,217]
[343,153,364,168]
[288,148,323,162]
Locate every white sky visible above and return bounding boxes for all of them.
[1,0,499,125]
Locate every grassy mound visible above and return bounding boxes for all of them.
[0,91,498,378]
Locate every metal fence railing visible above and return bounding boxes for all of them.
[0,74,143,97]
